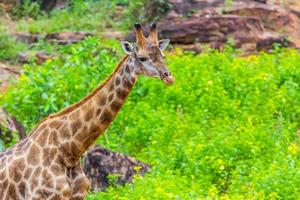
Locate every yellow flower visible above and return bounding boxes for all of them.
[220,195,230,200]
[217,159,225,171]
[209,185,218,197]
[134,166,142,172]
[268,192,279,200]
[288,143,298,155]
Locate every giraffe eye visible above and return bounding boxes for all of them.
[138,57,148,62]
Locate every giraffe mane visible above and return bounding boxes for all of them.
[28,55,129,135]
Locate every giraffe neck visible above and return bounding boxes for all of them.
[30,55,137,167]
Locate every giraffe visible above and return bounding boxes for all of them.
[0,23,174,200]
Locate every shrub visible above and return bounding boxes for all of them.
[0,24,27,61]
[11,0,41,19]
[121,0,172,29]
[1,37,300,199]
[16,0,118,33]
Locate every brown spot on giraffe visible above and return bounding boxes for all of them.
[60,124,71,139]
[108,93,114,102]
[109,83,115,92]
[48,130,59,146]
[125,65,131,73]
[8,183,17,199]
[24,167,33,179]
[98,94,107,106]
[27,143,40,165]
[100,109,113,125]
[84,109,94,121]
[71,119,82,135]
[18,181,26,198]
[74,126,88,141]
[116,88,128,99]
[96,108,102,116]
[36,129,49,147]
[123,78,133,90]
[43,147,58,166]
[111,100,122,112]
[115,76,121,86]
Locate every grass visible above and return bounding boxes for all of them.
[15,1,119,33]
[0,23,28,62]
[1,37,300,199]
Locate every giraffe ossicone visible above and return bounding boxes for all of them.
[0,23,174,200]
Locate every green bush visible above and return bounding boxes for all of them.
[1,38,300,199]
[11,0,41,19]
[16,0,119,33]
[14,0,172,33]
[121,0,172,29]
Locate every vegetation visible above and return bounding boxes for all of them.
[1,37,300,199]
[0,24,27,61]
[15,1,119,33]
[0,0,171,63]
[1,1,300,199]
[14,0,171,33]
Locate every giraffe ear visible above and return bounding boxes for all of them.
[121,41,134,54]
[158,39,170,51]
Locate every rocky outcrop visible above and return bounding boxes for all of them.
[13,31,93,45]
[83,146,150,191]
[126,0,300,53]
[17,51,54,64]
[224,2,300,47]
[13,32,43,44]
[45,32,94,45]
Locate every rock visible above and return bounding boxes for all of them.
[13,32,43,44]
[126,15,263,47]
[36,51,54,64]
[13,31,94,46]
[39,0,68,11]
[45,32,94,45]
[17,51,54,64]
[224,2,300,48]
[257,32,294,51]
[17,52,30,63]
[178,43,202,53]
[168,0,224,16]
[83,146,150,191]
[125,0,299,53]
[100,31,124,40]
[254,0,267,3]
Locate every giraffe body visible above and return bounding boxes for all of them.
[0,24,174,200]
[0,137,89,199]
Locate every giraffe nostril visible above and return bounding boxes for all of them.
[163,72,170,77]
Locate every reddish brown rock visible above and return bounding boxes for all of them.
[36,52,54,64]
[17,51,54,64]
[83,146,150,191]
[256,32,294,51]
[17,52,30,64]
[225,1,300,48]
[13,33,43,44]
[126,0,299,53]
[45,32,94,45]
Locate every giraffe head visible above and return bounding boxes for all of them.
[121,23,175,85]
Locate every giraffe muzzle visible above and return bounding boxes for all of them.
[162,72,175,85]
